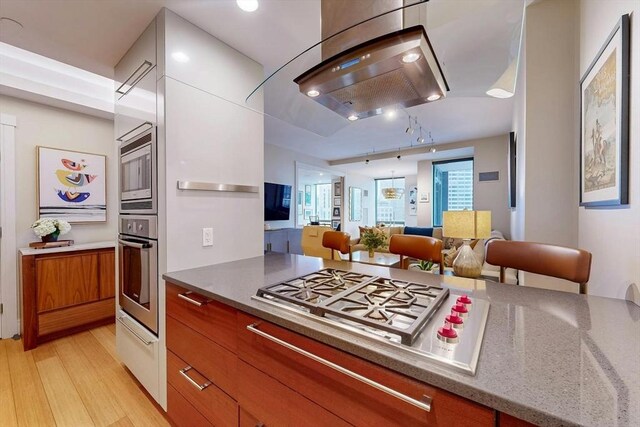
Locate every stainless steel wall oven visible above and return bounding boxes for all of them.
[119,127,157,214]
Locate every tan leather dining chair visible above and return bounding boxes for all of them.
[485,240,592,294]
[389,235,444,273]
[322,231,351,261]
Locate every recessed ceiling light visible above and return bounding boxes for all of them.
[385,109,397,119]
[402,52,420,63]
[171,52,190,63]
[347,114,358,121]
[237,0,259,12]
[307,89,320,97]
[430,147,437,153]
[427,94,441,101]
[486,88,514,98]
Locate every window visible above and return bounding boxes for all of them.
[375,177,406,225]
[433,159,474,227]
[315,183,332,221]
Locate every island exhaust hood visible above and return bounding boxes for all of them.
[294,0,449,121]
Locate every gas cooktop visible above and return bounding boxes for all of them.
[254,269,490,375]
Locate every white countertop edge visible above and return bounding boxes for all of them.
[19,240,116,256]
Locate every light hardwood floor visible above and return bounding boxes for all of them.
[0,324,170,427]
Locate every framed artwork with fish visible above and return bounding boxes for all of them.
[37,146,107,223]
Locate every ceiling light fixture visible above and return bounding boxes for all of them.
[237,0,259,12]
[365,159,370,165]
[486,59,517,98]
[417,127,425,144]
[307,89,320,97]
[401,52,420,63]
[405,116,414,134]
[381,171,404,200]
[171,52,190,63]
[427,94,441,101]
[430,147,437,153]
[385,109,397,119]
[347,114,358,121]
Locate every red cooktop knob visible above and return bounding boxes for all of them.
[457,294,472,305]
[452,303,469,315]
[446,309,464,326]
[437,323,458,340]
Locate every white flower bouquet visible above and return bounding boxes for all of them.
[31,218,71,241]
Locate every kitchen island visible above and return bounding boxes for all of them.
[163,253,640,426]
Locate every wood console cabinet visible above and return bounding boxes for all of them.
[20,246,115,350]
[165,281,534,426]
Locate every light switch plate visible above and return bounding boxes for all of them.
[202,228,213,247]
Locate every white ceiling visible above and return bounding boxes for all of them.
[0,0,522,166]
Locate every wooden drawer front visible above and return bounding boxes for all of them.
[36,253,99,312]
[98,251,116,299]
[39,298,114,336]
[167,350,238,427]
[166,282,237,352]
[167,314,237,398]
[167,384,213,427]
[238,313,494,427]
[238,360,351,427]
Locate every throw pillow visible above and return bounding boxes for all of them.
[404,226,434,237]
[443,246,459,267]
[443,237,464,250]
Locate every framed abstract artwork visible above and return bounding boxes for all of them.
[580,14,630,207]
[37,147,107,223]
[304,185,312,206]
[408,186,417,215]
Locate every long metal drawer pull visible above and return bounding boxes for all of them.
[116,60,153,95]
[178,291,208,307]
[179,366,212,391]
[246,323,432,412]
[117,316,153,346]
[116,121,153,142]
[177,181,259,193]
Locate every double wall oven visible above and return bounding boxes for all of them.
[118,124,159,336]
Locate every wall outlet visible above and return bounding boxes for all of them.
[202,228,213,247]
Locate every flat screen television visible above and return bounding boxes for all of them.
[264,182,292,221]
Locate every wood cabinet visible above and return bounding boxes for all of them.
[20,247,115,350]
[165,281,508,426]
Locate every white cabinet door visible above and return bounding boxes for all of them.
[115,66,156,142]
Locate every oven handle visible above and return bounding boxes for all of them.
[118,238,153,249]
[246,323,432,413]
[117,316,154,346]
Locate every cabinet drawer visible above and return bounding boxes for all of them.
[167,350,238,427]
[166,282,237,352]
[167,383,212,427]
[238,360,350,427]
[238,313,494,427]
[167,314,237,398]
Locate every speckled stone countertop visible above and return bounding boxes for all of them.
[163,253,640,426]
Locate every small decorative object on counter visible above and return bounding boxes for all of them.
[360,228,388,257]
[416,260,435,271]
[31,218,71,243]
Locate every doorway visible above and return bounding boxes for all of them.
[0,113,18,338]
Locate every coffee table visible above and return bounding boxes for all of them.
[350,251,401,267]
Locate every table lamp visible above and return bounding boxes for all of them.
[443,210,491,278]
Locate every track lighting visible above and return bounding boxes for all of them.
[417,127,425,144]
[405,116,414,134]
[365,159,370,164]
[397,155,401,160]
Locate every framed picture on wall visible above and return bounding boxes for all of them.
[419,193,429,203]
[579,14,630,208]
[37,146,107,223]
[333,181,341,197]
[332,220,340,229]
[304,209,312,220]
[304,185,312,206]
[298,190,303,208]
[333,197,341,207]
[408,186,417,216]
[332,207,340,217]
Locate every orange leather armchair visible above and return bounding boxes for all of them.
[322,231,351,261]
[389,234,444,273]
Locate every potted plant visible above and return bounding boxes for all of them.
[360,228,388,257]
[31,218,71,243]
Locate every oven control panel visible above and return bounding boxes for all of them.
[119,215,157,239]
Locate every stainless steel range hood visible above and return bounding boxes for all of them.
[294,0,448,121]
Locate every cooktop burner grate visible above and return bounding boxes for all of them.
[256,271,449,345]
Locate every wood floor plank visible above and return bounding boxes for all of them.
[73,332,170,427]
[106,323,116,335]
[90,325,118,362]
[107,416,135,427]
[54,336,126,426]
[0,340,18,427]
[4,339,56,427]
[36,355,95,426]
[31,341,57,363]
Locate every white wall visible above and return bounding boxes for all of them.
[0,95,117,249]
[264,143,331,228]
[416,135,511,236]
[578,0,640,300]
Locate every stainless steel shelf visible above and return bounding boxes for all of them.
[176,181,259,193]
